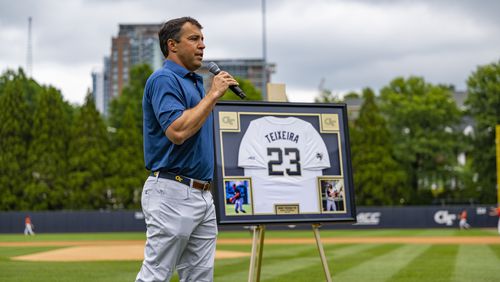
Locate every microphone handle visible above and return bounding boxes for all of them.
[208,63,246,99]
[229,85,246,99]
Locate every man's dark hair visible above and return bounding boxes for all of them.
[159,17,202,57]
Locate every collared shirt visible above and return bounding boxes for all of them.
[143,60,214,181]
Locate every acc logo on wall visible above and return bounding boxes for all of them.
[355,212,381,225]
[434,210,456,226]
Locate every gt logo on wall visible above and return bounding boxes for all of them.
[434,210,457,226]
[213,101,356,225]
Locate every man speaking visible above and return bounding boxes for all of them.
[136,17,238,282]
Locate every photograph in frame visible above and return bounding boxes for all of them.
[224,178,253,216]
[318,177,346,213]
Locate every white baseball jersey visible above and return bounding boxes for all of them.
[238,116,331,214]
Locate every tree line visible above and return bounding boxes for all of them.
[0,60,499,210]
[328,60,500,205]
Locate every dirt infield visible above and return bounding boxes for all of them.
[6,236,500,262]
[12,245,249,262]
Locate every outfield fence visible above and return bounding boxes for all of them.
[1,206,498,233]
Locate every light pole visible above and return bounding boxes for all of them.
[262,0,267,100]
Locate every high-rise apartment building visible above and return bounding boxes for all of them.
[93,24,162,116]
[103,56,111,115]
[93,23,275,115]
[110,24,163,98]
[92,57,111,116]
[91,71,104,113]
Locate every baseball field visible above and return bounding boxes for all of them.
[1,228,499,281]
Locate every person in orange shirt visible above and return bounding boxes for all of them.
[458,209,470,230]
[24,215,35,236]
[489,206,500,235]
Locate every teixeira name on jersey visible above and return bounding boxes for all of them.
[264,131,299,143]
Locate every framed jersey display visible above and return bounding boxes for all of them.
[213,101,356,225]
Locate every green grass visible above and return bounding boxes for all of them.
[217,227,499,239]
[0,232,144,242]
[0,229,499,281]
[225,203,253,215]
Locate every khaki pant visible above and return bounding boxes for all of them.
[136,176,217,282]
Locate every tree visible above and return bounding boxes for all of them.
[107,64,151,209]
[67,92,110,209]
[220,77,263,101]
[0,68,42,108]
[464,60,500,203]
[343,92,360,100]
[107,105,146,209]
[0,77,32,210]
[314,88,341,103]
[25,86,72,210]
[350,88,407,205]
[108,63,152,131]
[379,76,462,204]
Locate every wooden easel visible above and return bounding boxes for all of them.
[247,224,332,282]
[312,223,333,282]
[247,225,265,282]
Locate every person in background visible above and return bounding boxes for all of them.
[458,209,470,230]
[24,215,35,236]
[489,205,500,235]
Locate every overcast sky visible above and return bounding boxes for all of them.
[1,0,499,104]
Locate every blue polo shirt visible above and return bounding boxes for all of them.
[143,60,214,181]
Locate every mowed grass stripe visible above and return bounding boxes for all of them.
[266,244,398,282]
[259,244,340,282]
[388,245,458,282]
[213,258,250,281]
[326,243,386,258]
[333,244,431,282]
[213,244,318,281]
[215,243,384,282]
[326,244,405,279]
[214,256,249,268]
[250,244,330,281]
[214,244,320,280]
[453,244,500,282]
[0,261,140,282]
[490,244,500,260]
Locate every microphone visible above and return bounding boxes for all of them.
[207,62,246,99]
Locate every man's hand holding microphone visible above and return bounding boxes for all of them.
[208,62,246,99]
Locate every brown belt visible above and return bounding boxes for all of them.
[152,171,211,191]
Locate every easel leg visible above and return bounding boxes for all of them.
[248,224,266,282]
[312,223,332,282]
